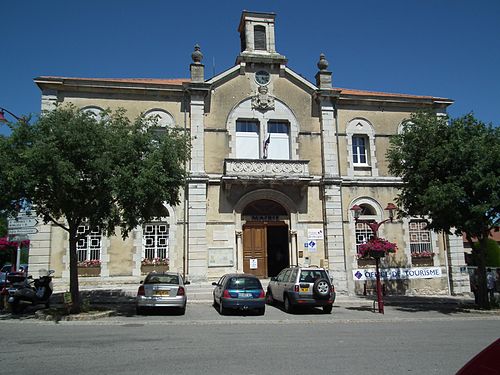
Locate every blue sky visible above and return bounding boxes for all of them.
[1,1,499,133]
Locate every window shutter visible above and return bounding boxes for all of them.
[254,25,266,50]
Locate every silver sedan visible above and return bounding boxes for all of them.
[136,272,190,315]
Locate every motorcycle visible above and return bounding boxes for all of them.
[6,269,54,313]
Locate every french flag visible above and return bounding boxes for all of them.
[263,134,270,159]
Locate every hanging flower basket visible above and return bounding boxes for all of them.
[358,237,397,259]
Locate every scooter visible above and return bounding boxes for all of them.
[7,269,54,313]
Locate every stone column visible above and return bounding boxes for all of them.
[236,230,243,272]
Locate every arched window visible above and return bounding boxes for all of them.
[81,106,104,121]
[254,25,267,50]
[145,109,174,138]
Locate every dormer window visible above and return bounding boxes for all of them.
[254,25,267,50]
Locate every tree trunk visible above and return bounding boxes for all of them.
[475,235,490,309]
[68,226,81,314]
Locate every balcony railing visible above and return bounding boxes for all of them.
[224,159,310,178]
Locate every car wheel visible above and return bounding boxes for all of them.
[284,295,293,313]
[313,278,331,300]
[219,300,226,315]
[323,304,333,314]
[265,290,274,305]
[11,301,24,314]
[179,305,186,315]
[213,295,217,308]
[136,306,143,315]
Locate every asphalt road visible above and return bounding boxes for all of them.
[1,302,499,374]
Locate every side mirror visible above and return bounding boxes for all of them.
[270,277,277,281]
[211,282,218,286]
[184,280,191,285]
[140,280,143,284]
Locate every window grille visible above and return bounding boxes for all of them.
[143,222,169,260]
[355,222,374,255]
[76,225,102,262]
[409,220,432,254]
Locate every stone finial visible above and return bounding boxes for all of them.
[317,53,329,71]
[191,44,203,64]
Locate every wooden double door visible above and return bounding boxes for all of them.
[242,222,289,278]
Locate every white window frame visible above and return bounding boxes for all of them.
[346,118,378,177]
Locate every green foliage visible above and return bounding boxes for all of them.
[485,239,500,267]
[0,104,190,236]
[387,111,500,238]
[0,104,191,311]
[471,239,500,267]
[387,111,500,308]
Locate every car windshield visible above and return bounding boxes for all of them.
[145,274,180,284]
[299,270,329,282]
[227,277,261,290]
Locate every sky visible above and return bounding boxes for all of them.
[1,0,499,134]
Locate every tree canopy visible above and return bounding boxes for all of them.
[387,111,499,307]
[0,105,190,312]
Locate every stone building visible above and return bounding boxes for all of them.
[30,11,470,295]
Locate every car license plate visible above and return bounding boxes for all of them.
[154,290,169,296]
[238,292,252,298]
[300,287,309,292]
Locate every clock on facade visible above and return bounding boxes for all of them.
[255,70,270,85]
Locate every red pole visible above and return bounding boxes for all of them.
[375,257,384,314]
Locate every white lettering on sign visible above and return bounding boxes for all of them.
[353,267,443,281]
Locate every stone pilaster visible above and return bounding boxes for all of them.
[41,89,57,111]
[187,179,208,281]
[447,233,470,295]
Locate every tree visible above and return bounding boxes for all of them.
[0,105,190,313]
[387,111,499,308]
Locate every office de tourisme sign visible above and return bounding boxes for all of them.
[353,267,442,281]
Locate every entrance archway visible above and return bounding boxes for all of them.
[242,199,289,278]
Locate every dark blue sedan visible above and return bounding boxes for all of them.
[212,273,265,315]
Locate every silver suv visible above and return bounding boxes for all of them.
[266,266,335,314]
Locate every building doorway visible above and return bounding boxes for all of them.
[241,199,290,278]
[266,225,289,277]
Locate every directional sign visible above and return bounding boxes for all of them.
[8,227,38,235]
[8,217,38,229]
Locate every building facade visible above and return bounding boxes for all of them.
[30,11,470,295]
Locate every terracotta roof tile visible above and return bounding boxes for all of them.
[334,87,451,101]
[36,76,189,85]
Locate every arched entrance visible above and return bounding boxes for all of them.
[242,199,290,278]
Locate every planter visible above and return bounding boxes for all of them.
[78,267,101,277]
[141,264,169,275]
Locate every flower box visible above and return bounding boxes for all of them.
[78,266,101,277]
[411,251,434,259]
[141,264,169,275]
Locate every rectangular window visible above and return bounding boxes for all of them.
[143,222,169,260]
[76,225,101,262]
[236,120,260,159]
[352,136,368,165]
[267,121,290,160]
[355,222,374,256]
[409,220,432,255]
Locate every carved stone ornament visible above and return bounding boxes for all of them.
[251,85,275,111]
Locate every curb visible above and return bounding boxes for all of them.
[34,309,115,321]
